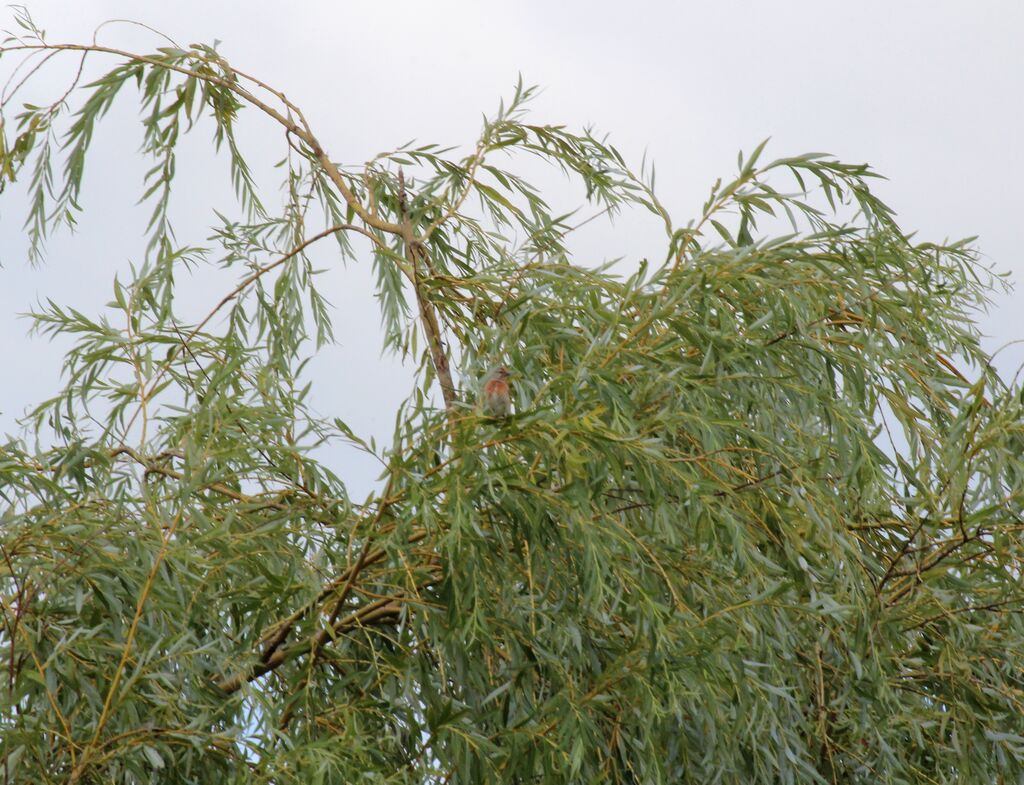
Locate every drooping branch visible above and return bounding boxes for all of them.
[2,41,461,426]
[399,169,459,423]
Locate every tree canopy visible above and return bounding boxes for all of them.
[1,11,1023,784]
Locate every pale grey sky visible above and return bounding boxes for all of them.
[2,1,1022,495]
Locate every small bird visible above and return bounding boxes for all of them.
[482,366,512,417]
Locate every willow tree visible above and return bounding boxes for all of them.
[2,11,1023,785]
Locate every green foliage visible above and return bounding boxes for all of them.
[1,11,1023,784]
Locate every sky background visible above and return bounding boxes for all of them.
[2,1,1022,497]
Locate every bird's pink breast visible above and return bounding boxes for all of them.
[485,380,509,396]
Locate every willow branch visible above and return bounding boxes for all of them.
[399,170,458,424]
[118,223,370,439]
[0,42,404,236]
[215,577,439,695]
[257,529,428,663]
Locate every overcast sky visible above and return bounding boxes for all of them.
[2,1,1021,496]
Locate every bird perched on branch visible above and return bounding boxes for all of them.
[482,366,512,417]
